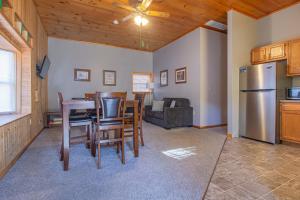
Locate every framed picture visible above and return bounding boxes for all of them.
[74,68,91,82]
[160,70,168,87]
[175,67,187,84]
[103,70,116,86]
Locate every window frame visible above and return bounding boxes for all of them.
[0,46,21,115]
[132,72,153,94]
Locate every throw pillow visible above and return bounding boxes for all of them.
[170,100,176,108]
[152,100,164,112]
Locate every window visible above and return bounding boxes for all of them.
[0,49,17,113]
[132,73,152,93]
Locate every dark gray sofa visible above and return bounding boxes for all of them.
[144,98,193,129]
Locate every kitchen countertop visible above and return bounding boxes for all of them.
[280,99,300,103]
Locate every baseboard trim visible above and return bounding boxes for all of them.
[193,124,227,129]
[0,127,45,179]
[227,132,233,139]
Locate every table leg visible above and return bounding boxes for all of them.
[91,124,96,157]
[63,106,70,171]
[133,100,139,157]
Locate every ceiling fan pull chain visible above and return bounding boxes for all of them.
[139,25,144,49]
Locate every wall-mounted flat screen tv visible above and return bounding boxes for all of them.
[37,55,51,79]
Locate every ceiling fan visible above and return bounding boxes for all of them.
[112,0,170,26]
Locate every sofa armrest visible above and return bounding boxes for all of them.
[144,105,152,117]
[145,105,152,112]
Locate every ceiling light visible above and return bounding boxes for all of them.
[134,15,149,26]
[113,19,119,25]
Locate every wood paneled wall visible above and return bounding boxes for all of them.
[0,115,31,177]
[7,0,48,137]
[0,0,48,177]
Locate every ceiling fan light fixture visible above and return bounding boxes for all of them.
[134,15,149,26]
[112,19,119,25]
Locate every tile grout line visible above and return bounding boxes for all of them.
[260,175,298,199]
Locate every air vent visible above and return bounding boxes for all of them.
[205,20,227,31]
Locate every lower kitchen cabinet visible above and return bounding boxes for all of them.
[280,102,300,143]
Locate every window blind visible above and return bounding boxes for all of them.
[0,49,16,113]
[132,73,152,93]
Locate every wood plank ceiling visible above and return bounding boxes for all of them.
[33,0,300,51]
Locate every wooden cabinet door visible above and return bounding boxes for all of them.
[251,47,267,64]
[268,43,286,60]
[288,40,300,75]
[281,111,300,142]
[280,103,300,143]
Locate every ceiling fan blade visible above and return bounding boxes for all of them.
[122,14,135,22]
[138,0,153,11]
[112,2,137,12]
[145,10,170,18]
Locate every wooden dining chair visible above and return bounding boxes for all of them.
[124,92,146,146]
[58,92,92,161]
[94,92,127,169]
[84,93,97,120]
[85,93,96,100]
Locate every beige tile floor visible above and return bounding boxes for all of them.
[204,138,300,200]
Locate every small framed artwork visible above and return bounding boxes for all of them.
[160,70,168,87]
[175,67,187,84]
[74,68,91,82]
[103,70,116,86]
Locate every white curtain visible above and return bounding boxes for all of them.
[0,49,16,113]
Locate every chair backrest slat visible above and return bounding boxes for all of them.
[95,92,127,125]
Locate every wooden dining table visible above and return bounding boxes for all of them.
[61,99,139,171]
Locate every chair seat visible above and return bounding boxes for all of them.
[89,115,97,122]
[124,113,133,118]
[69,115,91,123]
[99,121,123,126]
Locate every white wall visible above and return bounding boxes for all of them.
[227,10,258,137]
[48,38,153,111]
[153,28,201,125]
[256,3,300,46]
[227,3,300,137]
[256,3,300,86]
[153,28,227,126]
[200,29,227,126]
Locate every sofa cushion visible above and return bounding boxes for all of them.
[163,98,190,108]
[152,100,164,111]
[170,100,176,108]
[148,111,164,120]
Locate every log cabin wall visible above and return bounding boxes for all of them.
[0,0,48,177]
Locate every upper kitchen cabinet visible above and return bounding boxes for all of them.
[251,47,268,64]
[287,39,300,76]
[251,43,288,64]
[269,43,287,60]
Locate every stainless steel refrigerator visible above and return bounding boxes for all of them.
[239,61,291,144]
